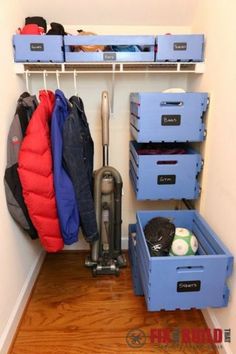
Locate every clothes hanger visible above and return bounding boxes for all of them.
[25,70,30,93]
[56,70,60,90]
[43,70,47,92]
[73,69,78,96]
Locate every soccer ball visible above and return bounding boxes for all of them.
[170,227,198,256]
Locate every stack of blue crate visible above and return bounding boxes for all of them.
[128,42,234,309]
[129,91,209,200]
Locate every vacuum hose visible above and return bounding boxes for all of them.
[101,91,109,166]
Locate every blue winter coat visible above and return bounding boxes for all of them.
[51,89,79,245]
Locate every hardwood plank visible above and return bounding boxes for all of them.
[9,253,217,354]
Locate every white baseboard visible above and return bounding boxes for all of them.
[202,309,233,354]
[0,250,46,354]
[122,236,128,250]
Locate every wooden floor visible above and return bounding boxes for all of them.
[9,252,217,354]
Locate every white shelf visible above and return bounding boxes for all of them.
[14,62,205,74]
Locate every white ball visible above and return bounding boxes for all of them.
[170,227,198,256]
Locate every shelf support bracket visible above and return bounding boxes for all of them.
[73,70,78,96]
[25,70,30,93]
[56,70,60,89]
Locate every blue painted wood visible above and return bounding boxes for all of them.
[13,35,64,62]
[135,210,233,311]
[128,224,144,296]
[65,35,155,45]
[156,34,204,62]
[130,92,209,142]
[129,141,202,200]
[64,35,155,62]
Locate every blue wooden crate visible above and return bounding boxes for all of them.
[156,34,204,62]
[130,92,209,143]
[130,141,202,200]
[64,35,155,62]
[136,210,233,311]
[128,224,144,296]
[13,35,64,62]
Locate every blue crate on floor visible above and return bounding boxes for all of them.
[13,35,64,62]
[128,224,144,296]
[130,92,209,143]
[129,141,202,200]
[156,34,204,62]
[136,210,233,311]
[64,35,155,62]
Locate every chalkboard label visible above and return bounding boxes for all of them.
[30,43,44,51]
[177,280,201,292]
[157,175,176,185]
[173,42,187,51]
[103,53,116,61]
[161,115,181,126]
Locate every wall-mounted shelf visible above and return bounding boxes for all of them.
[15,61,205,114]
[14,62,205,74]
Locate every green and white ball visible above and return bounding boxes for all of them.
[170,228,198,256]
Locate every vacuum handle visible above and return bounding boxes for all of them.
[101,91,110,147]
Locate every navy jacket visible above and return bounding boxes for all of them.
[51,90,79,245]
[63,96,98,242]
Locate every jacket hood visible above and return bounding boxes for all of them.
[17,92,38,110]
[55,89,70,112]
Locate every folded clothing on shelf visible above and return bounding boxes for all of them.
[137,143,187,155]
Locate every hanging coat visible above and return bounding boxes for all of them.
[18,90,64,252]
[4,92,38,239]
[51,89,79,245]
[63,96,98,243]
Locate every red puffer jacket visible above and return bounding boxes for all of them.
[18,90,64,252]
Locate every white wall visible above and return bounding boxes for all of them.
[19,0,198,26]
[0,2,44,353]
[190,1,236,352]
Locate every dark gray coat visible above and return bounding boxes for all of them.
[4,92,38,239]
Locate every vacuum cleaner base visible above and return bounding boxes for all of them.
[85,254,127,276]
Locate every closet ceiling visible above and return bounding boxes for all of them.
[20,0,199,26]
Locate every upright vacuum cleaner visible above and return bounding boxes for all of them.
[85,91,126,276]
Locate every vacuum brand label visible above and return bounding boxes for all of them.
[30,43,44,51]
[173,42,187,51]
[161,115,181,126]
[177,280,201,292]
[103,53,117,61]
[157,175,176,185]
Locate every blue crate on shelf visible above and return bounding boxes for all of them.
[13,35,64,62]
[130,92,209,143]
[129,141,202,200]
[128,224,144,296]
[64,35,155,62]
[156,34,204,62]
[136,210,233,311]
